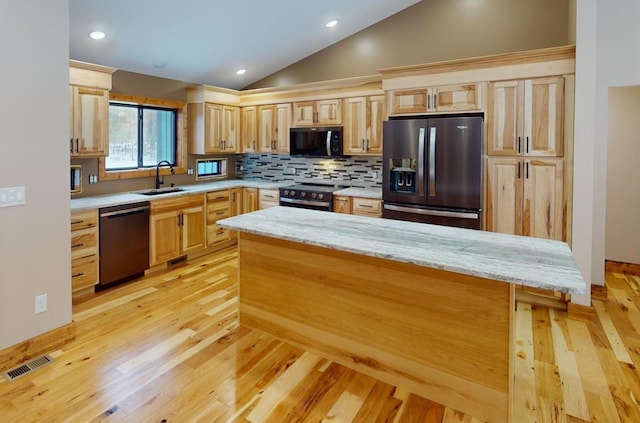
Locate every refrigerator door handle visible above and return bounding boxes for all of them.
[428,127,436,197]
[384,204,480,220]
[418,127,425,197]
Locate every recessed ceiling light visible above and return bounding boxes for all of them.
[325,20,338,28]
[236,69,246,75]
[89,31,106,40]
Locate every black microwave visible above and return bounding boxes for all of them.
[289,127,344,157]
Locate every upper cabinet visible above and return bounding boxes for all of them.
[241,106,258,153]
[258,103,292,153]
[69,61,115,157]
[487,77,564,157]
[188,103,239,154]
[292,99,342,126]
[343,96,385,155]
[388,84,482,115]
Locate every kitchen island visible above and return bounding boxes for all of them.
[218,207,586,423]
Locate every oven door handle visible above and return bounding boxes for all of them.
[280,197,331,208]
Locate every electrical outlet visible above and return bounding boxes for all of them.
[187,168,194,175]
[35,294,47,314]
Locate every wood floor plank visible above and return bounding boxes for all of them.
[594,301,634,365]
[514,302,537,422]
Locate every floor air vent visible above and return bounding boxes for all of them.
[2,354,53,382]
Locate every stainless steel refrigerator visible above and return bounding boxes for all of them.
[382,116,483,229]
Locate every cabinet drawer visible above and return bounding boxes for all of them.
[71,210,97,231]
[152,193,205,214]
[259,189,280,209]
[71,254,98,291]
[71,227,97,259]
[207,225,232,246]
[352,197,382,217]
[207,206,230,224]
[207,190,230,204]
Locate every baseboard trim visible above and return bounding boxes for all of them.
[567,303,595,322]
[515,289,568,310]
[591,284,608,302]
[0,322,76,372]
[605,260,640,276]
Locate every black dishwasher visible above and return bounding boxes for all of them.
[99,201,150,289]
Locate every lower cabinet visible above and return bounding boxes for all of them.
[259,189,279,209]
[206,189,232,247]
[486,157,564,240]
[333,196,381,217]
[71,209,99,294]
[150,194,206,266]
[243,187,259,213]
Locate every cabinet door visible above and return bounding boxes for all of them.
[487,80,523,156]
[390,89,428,114]
[432,84,481,112]
[274,103,291,152]
[182,205,206,254]
[222,106,238,152]
[333,196,352,214]
[486,157,523,236]
[150,210,181,265]
[524,77,564,157]
[258,105,275,151]
[71,86,109,156]
[230,188,243,216]
[243,188,259,213]
[316,99,341,125]
[344,97,367,154]
[292,101,315,126]
[241,106,258,152]
[523,158,564,240]
[204,103,223,153]
[366,95,385,154]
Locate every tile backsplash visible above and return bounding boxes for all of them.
[236,154,383,187]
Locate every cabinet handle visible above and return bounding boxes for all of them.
[517,137,521,154]
[518,162,521,179]
[361,139,365,151]
[359,204,373,208]
[70,138,73,153]
[216,211,225,215]
[76,138,80,154]
[366,139,370,151]
[232,192,236,201]
[177,214,181,226]
[526,136,530,154]
[253,140,256,150]
[526,162,529,179]
[71,243,84,248]
[72,272,84,278]
[427,94,431,110]
[433,93,437,109]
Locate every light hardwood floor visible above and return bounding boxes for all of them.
[1,247,639,422]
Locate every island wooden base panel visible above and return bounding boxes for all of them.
[1,249,639,422]
[238,233,513,423]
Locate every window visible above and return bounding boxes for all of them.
[106,103,176,170]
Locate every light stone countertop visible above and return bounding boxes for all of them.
[70,179,288,211]
[333,187,382,199]
[217,206,587,294]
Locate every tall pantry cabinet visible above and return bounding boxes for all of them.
[485,76,566,241]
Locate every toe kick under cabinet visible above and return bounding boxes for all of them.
[71,209,99,296]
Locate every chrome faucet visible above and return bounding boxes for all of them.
[155,160,175,189]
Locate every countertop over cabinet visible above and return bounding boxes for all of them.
[333,187,381,199]
[218,206,586,294]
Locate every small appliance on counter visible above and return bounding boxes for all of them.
[382,115,483,229]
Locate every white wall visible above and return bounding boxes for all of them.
[606,87,640,264]
[573,0,640,305]
[0,1,71,349]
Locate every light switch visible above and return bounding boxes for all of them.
[0,187,26,208]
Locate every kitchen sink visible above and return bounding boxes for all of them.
[136,187,185,196]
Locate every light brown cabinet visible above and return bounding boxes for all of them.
[241,106,258,153]
[206,190,232,247]
[486,157,564,240]
[351,197,382,218]
[258,189,280,209]
[230,188,243,216]
[343,96,385,155]
[71,209,99,294]
[69,86,109,156]
[150,194,206,265]
[487,77,564,157]
[258,103,291,152]
[292,99,342,126]
[389,84,482,115]
[243,187,259,213]
[333,195,352,214]
[188,103,239,154]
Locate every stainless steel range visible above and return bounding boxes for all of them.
[279,183,347,212]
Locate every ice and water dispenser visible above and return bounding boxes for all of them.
[388,158,417,194]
